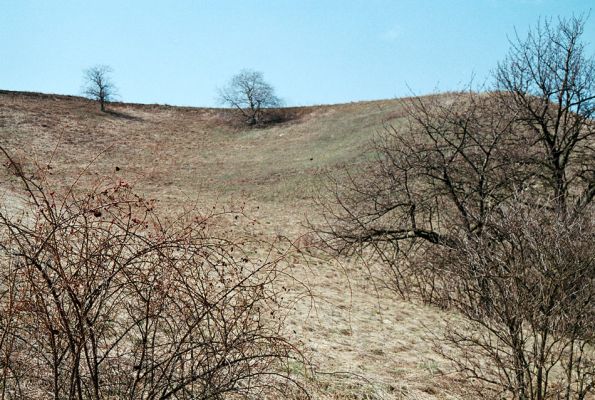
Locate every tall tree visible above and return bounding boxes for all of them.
[495,15,595,216]
[318,16,595,288]
[316,15,595,399]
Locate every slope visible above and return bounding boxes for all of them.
[0,90,469,400]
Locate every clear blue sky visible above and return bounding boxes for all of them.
[1,0,593,107]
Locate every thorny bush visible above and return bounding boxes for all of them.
[0,148,305,400]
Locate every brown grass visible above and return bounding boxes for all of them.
[0,90,472,399]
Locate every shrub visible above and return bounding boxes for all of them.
[0,147,303,399]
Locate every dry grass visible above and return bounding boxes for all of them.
[0,90,472,399]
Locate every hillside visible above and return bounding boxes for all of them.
[0,90,403,198]
[0,90,468,400]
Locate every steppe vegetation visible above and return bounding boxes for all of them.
[316,16,594,399]
[0,15,593,400]
[0,92,421,399]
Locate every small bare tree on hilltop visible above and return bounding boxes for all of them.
[82,64,118,112]
[219,69,281,126]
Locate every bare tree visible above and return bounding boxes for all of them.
[218,69,281,126]
[316,91,526,298]
[82,65,118,112]
[0,146,307,399]
[495,15,595,216]
[315,15,595,399]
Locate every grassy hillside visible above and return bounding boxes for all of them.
[0,90,469,400]
[0,90,405,201]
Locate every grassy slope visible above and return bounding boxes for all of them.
[0,91,468,399]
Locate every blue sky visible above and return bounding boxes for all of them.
[1,0,593,107]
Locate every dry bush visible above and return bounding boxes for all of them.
[314,15,595,399]
[0,147,306,399]
[434,201,594,399]
[315,91,524,300]
[315,88,595,397]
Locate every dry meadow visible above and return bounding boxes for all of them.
[0,90,481,399]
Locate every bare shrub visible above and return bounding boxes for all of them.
[434,201,594,399]
[0,147,305,399]
[314,15,595,399]
[315,91,525,299]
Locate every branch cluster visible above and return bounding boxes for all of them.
[315,15,595,399]
[0,150,301,399]
[218,69,281,126]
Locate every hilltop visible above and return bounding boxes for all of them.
[0,90,408,202]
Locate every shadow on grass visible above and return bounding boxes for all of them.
[105,110,143,121]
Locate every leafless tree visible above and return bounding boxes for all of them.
[82,65,118,112]
[315,15,595,399]
[0,146,307,399]
[316,91,526,298]
[218,69,281,126]
[495,15,595,216]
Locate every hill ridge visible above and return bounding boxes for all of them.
[0,88,417,111]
